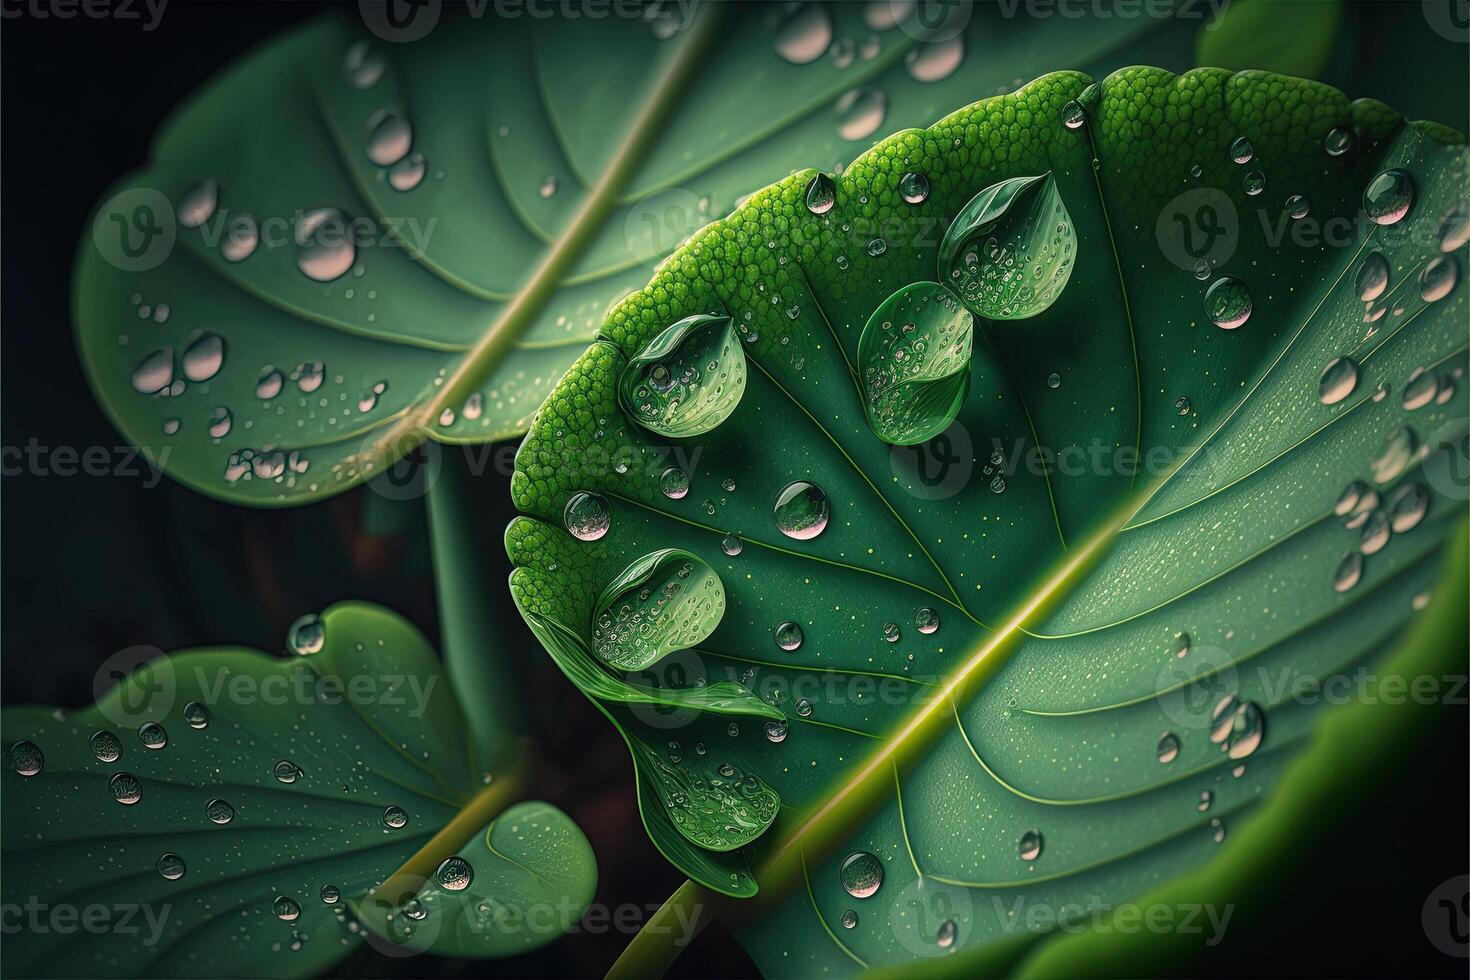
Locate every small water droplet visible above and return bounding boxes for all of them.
[659,467,690,499]
[1334,550,1365,592]
[882,622,901,643]
[1197,790,1214,812]
[721,534,743,556]
[256,368,284,400]
[1204,276,1252,329]
[1318,357,1359,405]
[177,179,218,228]
[1363,169,1414,226]
[295,208,356,282]
[1371,426,1418,484]
[1230,137,1254,165]
[905,35,963,83]
[436,856,474,891]
[564,491,611,541]
[539,174,558,198]
[936,918,957,948]
[866,237,887,256]
[841,909,859,929]
[1157,732,1180,763]
[1061,100,1085,129]
[1242,170,1265,196]
[109,771,142,804]
[1359,510,1391,555]
[1324,126,1354,157]
[899,171,930,205]
[206,797,235,824]
[840,851,884,898]
[773,481,829,539]
[273,896,302,922]
[1387,482,1429,533]
[836,87,887,141]
[274,759,303,784]
[774,621,804,651]
[1019,829,1044,862]
[774,3,832,64]
[1437,207,1470,252]
[131,348,174,395]
[344,40,384,88]
[388,153,427,192]
[1419,255,1458,303]
[1174,631,1190,658]
[366,112,412,167]
[1175,395,1192,416]
[764,720,788,743]
[915,607,940,635]
[89,730,122,762]
[383,805,408,829]
[222,213,259,262]
[138,721,167,749]
[1046,372,1061,389]
[157,852,186,880]
[1286,194,1311,219]
[320,884,340,905]
[805,172,836,215]
[9,740,44,776]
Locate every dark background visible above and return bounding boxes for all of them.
[2,2,1466,977]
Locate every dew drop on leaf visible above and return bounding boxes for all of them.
[591,550,726,671]
[836,87,887,141]
[773,481,830,540]
[721,534,742,556]
[366,112,412,167]
[177,179,218,228]
[1359,510,1390,555]
[9,740,43,777]
[206,798,235,824]
[905,35,963,83]
[109,771,141,804]
[1204,276,1252,330]
[841,909,858,929]
[939,172,1076,320]
[138,721,167,749]
[840,851,884,898]
[1355,251,1389,302]
[1019,829,1044,862]
[287,614,326,655]
[1419,256,1458,303]
[437,856,474,891]
[131,349,174,395]
[157,852,186,880]
[273,896,302,921]
[1363,169,1414,226]
[773,3,831,64]
[659,467,690,499]
[563,491,611,541]
[1286,194,1311,219]
[274,760,303,784]
[1230,136,1254,164]
[764,720,787,744]
[1318,357,1359,405]
[1173,631,1190,658]
[1060,100,1085,130]
[1437,207,1469,252]
[774,620,804,651]
[858,283,973,446]
[1156,732,1180,763]
[1242,170,1265,196]
[1324,126,1354,157]
[382,805,408,829]
[899,171,930,205]
[618,314,746,438]
[320,884,340,905]
[936,919,957,948]
[1387,482,1429,533]
[915,607,940,635]
[1371,426,1417,484]
[804,172,836,215]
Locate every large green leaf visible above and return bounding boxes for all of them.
[505,65,1468,975]
[1,602,595,977]
[72,1,1190,505]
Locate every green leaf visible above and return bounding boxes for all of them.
[72,2,1176,505]
[506,64,1468,977]
[1196,0,1342,78]
[1,602,595,976]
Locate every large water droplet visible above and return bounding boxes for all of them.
[659,467,690,500]
[177,179,218,229]
[273,896,301,921]
[1387,482,1429,533]
[773,481,829,539]
[1204,276,1252,330]
[437,856,474,891]
[1318,357,1359,405]
[564,490,611,541]
[836,87,887,141]
[109,771,142,804]
[131,349,174,395]
[899,171,930,205]
[774,621,804,651]
[89,730,121,762]
[157,853,186,880]
[591,550,726,671]
[9,740,43,776]
[1324,127,1354,157]
[366,112,412,167]
[857,282,973,445]
[619,314,746,438]
[1019,829,1044,861]
[915,607,940,635]
[206,797,235,824]
[1359,510,1391,555]
[287,614,326,655]
[1403,367,1440,410]
[1438,207,1470,252]
[1061,100,1085,130]
[939,172,1076,320]
[1419,256,1458,303]
[382,805,409,829]
[840,851,884,898]
[138,721,167,749]
[1223,701,1265,759]
[774,4,832,64]
[295,208,356,282]
[178,333,227,384]
[905,35,963,82]
[182,701,210,729]
[1363,169,1414,226]
[805,172,836,214]
[1355,251,1389,301]
[1333,551,1364,592]
[1371,426,1417,484]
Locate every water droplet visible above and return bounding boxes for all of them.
[1333,551,1364,592]
[841,909,859,929]
[940,172,1076,320]
[389,153,427,192]
[1019,829,1044,862]
[1211,818,1227,843]
[366,112,412,166]
[177,179,218,229]
[1242,170,1265,196]
[1363,169,1414,226]
[1286,194,1311,219]
[109,771,141,804]
[774,621,804,651]
[936,918,957,948]
[274,759,303,784]
[222,213,259,262]
[287,614,326,655]
[1175,395,1192,416]
[295,361,325,393]
[836,87,887,141]
[1359,510,1391,555]
[273,896,301,922]
[1046,372,1061,389]
[795,698,813,718]
[320,884,340,905]
[1335,480,1367,517]
[180,701,210,730]
[1209,695,1240,744]
[383,805,408,829]
[295,208,356,282]
[434,854,474,891]
[203,406,232,439]
[206,797,235,824]
[403,898,427,920]
[591,550,726,671]
[1387,482,1429,533]
[1318,357,1359,405]
[138,721,167,749]
[905,35,963,83]
[1230,137,1254,165]
[1174,631,1190,658]
[1204,276,1252,330]
[1437,207,1469,252]
[9,740,43,776]
[858,282,973,445]
[805,172,836,215]
[659,467,690,499]
[764,720,788,743]
[899,171,930,205]
[619,314,746,438]
[1356,251,1390,302]
[1403,367,1440,410]
[564,491,611,541]
[344,40,384,88]
[539,174,558,198]
[866,237,887,257]
[1223,702,1265,759]
[915,607,940,635]
[883,622,901,643]
[156,852,186,880]
[774,3,832,64]
[840,851,883,898]
[1157,732,1180,763]
[1197,790,1214,812]
[773,481,830,539]
[1324,126,1354,157]
[1371,426,1417,484]
[721,534,743,556]
[256,368,284,400]
[1419,256,1458,303]
[1061,100,1085,129]
[131,348,174,395]
[1192,259,1212,281]
[89,730,122,762]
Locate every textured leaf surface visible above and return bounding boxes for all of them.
[72,2,1174,505]
[507,65,1468,975]
[1,603,595,977]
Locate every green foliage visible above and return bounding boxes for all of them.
[507,64,1469,975]
[1,603,595,976]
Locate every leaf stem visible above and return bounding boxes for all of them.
[604,879,719,980]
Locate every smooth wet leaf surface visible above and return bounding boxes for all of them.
[1,603,595,977]
[72,2,1177,504]
[507,65,1467,974]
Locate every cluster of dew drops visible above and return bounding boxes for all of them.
[5,610,484,939]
